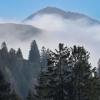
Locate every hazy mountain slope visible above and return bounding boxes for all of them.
[0,23,42,40]
[24,7,100,25]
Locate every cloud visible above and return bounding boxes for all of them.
[0,14,100,67]
[25,14,100,67]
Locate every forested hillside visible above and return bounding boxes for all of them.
[0,41,100,100]
[0,40,40,98]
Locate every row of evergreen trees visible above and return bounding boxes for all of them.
[0,40,41,98]
[27,43,100,100]
[0,40,40,64]
[0,40,41,100]
[0,69,22,100]
[0,41,100,100]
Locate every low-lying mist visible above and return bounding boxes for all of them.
[0,14,100,67]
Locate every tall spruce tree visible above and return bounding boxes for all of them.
[10,89,22,100]
[1,42,8,53]
[0,70,11,100]
[9,48,17,69]
[29,40,40,63]
[0,42,9,66]
[27,91,34,100]
[0,69,22,100]
[40,46,48,71]
[29,47,50,100]
[28,43,100,100]
[16,48,23,59]
[87,68,100,100]
[32,70,49,100]
[71,46,100,100]
[45,43,73,100]
[97,59,100,100]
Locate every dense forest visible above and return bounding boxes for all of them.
[0,40,100,100]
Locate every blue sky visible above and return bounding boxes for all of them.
[0,0,100,21]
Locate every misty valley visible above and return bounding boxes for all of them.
[0,6,100,100]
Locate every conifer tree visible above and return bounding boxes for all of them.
[0,70,11,100]
[27,91,34,100]
[33,70,49,100]
[29,40,40,63]
[9,48,17,68]
[16,48,23,59]
[87,68,100,100]
[29,43,100,100]
[9,48,16,58]
[40,46,48,71]
[10,89,22,100]
[0,69,22,100]
[71,46,100,100]
[1,42,8,53]
[45,43,72,100]
[0,42,9,66]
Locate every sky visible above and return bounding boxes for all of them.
[0,0,100,67]
[0,0,100,21]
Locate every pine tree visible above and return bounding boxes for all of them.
[45,43,72,100]
[87,68,100,100]
[71,46,99,100]
[40,46,48,71]
[0,69,22,100]
[9,48,16,58]
[29,40,40,63]
[27,91,34,100]
[27,43,100,100]
[9,48,17,69]
[97,59,100,100]
[1,42,8,53]
[16,48,23,59]
[30,47,49,100]
[10,89,22,100]
[33,70,49,100]
[0,42,9,66]
[0,70,11,100]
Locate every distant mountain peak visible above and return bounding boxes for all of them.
[24,6,100,25]
[40,6,65,12]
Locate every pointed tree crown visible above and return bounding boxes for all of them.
[9,48,16,55]
[1,42,8,52]
[16,48,23,59]
[31,40,37,50]
[29,40,40,63]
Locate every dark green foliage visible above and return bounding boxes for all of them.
[0,42,9,68]
[10,89,22,100]
[0,41,100,100]
[40,46,49,71]
[27,91,34,100]
[16,48,23,59]
[0,70,21,100]
[0,70,11,100]
[0,41,41,98]
[33,71,49,100]
[70,46,96,100]
[33,43,100,100]
[29,40,40,64]
[46,43,73,100]
[33,43,72,100]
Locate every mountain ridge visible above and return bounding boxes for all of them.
[24,6,100,25]
[0,23,42,41]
